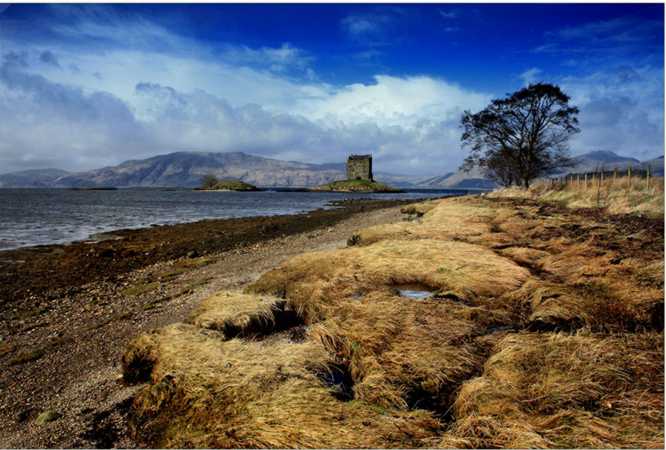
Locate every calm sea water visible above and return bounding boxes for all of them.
[0,188,470,250]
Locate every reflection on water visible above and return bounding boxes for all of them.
[398,290,434,299]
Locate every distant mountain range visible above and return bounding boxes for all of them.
[0,168,71,188]
[415,165,497,189]
[567,150,642,173]
[0,152,419,189]
[0,150,662,189]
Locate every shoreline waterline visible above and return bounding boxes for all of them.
[0,197,438,305]
[0,188,477,251]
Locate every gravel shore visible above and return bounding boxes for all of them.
[0,199,419,448]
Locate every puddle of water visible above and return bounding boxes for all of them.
[351,291,365,300]
[398,289,434,299]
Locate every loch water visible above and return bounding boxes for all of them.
[0,188,474,250]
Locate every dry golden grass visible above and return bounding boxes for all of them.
[493,176,664,217]
[306,292,508,411]
[399,200,440,216]
[249,238,530,321]
[526,239,664,332]
[122,288,509,447]
[437,332,664,448]
[123,322,446,448]
[121,189,663,448]
[189,291,300,339]
[354,197,500,246]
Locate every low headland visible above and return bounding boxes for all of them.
[195,177,260,191]
[311,178,402,193]
[1,178,663,448]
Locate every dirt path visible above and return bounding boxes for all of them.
[0,203,411,448]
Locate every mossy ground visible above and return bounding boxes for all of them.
[121,185,663,448]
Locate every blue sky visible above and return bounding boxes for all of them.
[0,3,663,176]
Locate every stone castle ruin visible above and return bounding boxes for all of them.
[346,154,373,181]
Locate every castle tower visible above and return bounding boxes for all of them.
[346,154,373,181]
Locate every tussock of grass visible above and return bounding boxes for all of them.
[249,238,529,321]
[190,291,302,339]
[537,243,663,331]
[494,240,663,332]
[122,284,517,447]
[400,200,439,216]
[122,314,448,447]
[498,246,551,269]
[307,294,495,412]
[505,280,589,331]
[437,332,664,448]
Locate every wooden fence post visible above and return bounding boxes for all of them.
[646,166,650,190]
[584,173,588,189]
[628,166,632,189]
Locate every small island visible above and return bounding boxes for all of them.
[311,155,402,193]
[196,175,260,192]
[311,178,402,193]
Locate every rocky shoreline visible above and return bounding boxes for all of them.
[0,198,418,308]
[0,197,428,448]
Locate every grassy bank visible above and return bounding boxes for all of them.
[496,176,664,217]
[311,179,402,193]
[121,186,663,448]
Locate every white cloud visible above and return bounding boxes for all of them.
[0,48,491,176]
[562,66,664,159]
[519,67,542,85]
[341,15,382,38]
[439,10,458,20]
[218,43,314,75]
[300,75,488,128]
[340,11,398,46]
[0,6,662,180]
[535,16,662,61]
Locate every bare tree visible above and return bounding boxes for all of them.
[461,83,580,188]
